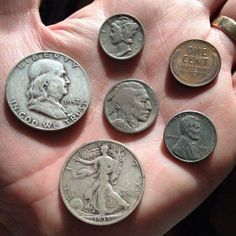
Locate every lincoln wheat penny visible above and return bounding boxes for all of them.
[170,39,221,87]
[164,111,217,162]
[104,79,159,133]
[99,14,145,60]
[6,51,91,131]
[60,140,145,225]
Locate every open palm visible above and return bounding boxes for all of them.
[0,0,235,235]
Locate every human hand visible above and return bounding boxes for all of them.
[0,0,235,235]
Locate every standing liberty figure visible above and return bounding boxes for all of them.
[77,144,129,215]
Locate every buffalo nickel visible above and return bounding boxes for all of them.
[99,14,145,60]
[104,79,159,133]
[6,51,91,131]
[60,140,145,225]
[170,39,221,87]
[164,111,217,162]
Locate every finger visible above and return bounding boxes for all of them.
[198,0,227,18]
[204,1,235,93]
[210,0,236,66]
[233,71,236,94]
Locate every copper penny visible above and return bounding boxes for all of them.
[170,39,221,87]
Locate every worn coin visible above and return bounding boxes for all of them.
[164,111,217,162]
[6,51,91,131]
[170,39,221,87]
[104,79,159,133]
[99,14,145,60]
[60,140,145,225]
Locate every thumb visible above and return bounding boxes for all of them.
[0,0,44,77]
[0,0,41,14]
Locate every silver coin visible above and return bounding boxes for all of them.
[164,111,217,162]
[99,14,145,60]
[104,79,159,133]
[60,140,145,225]
[6,51,91,131]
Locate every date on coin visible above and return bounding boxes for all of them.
[60,140,145,225]
[164,111,217,162]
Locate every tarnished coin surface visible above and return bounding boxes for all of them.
[6,51,91,131]
[170,39,221,87]
[164,111,217,162]
[99,14,145,60]
[104,79,159,133]
[60,140,144,225]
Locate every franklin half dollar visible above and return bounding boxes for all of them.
[164,111,217,162]
[104,79,159,133]
[60,140,145,225]
[99,14,145,60]
[170,39,221,87]
[6,51,91,131]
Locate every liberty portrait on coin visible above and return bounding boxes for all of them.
[110,16,140,57]
[104,80,159,133]
[26,59,71,119]
[99,14,145,60]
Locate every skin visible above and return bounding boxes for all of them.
[0,0,235,235]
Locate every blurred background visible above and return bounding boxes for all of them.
[39,1,236,235]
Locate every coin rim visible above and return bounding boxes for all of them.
[59,139,145,225]
[169,39,221,87]
[103,79,159,134]
[163,110,217,163]
[99,13,145,60]
[5,51,91,131]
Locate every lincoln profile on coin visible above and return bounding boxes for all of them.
[173,115,208,160]
[26,59,71,119]
[110,16,140,57]
[106,81,152,131]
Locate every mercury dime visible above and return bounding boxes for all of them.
[60,140,145,225]
[170,39,221,87]
[164,111,217,162]
[104,79,159,133]
[6,51,91,131]
[99,14,145,60]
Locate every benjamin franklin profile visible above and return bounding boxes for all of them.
[106,81,152,131]
[26,59,71,119]
[110,16,140,57]
[173,115,208,160]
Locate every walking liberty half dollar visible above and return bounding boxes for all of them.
[60,140,145,225]
[170,39,221,87]
[99,14,145,60]
[164,111,217,162]
[6,51,91,131]
[104,79,159,133]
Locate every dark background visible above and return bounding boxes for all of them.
[39,1,236,235]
